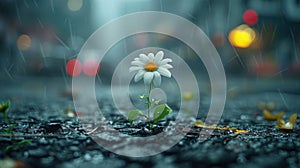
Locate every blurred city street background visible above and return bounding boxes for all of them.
[0,0,299,86]
[1,0,300,115]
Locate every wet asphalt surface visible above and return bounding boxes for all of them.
[1,77,300,168]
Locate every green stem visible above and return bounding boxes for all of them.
[4,110,14,141]
[10,129,15,141]
[4,111,10,125]
[146,80,153,129]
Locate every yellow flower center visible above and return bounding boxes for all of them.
[144,62,157,72]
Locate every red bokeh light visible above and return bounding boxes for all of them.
[83,59,100,76]
[243,10,258,26]
[66,59,82,77]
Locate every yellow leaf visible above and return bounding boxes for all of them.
[276,113,297,130]
[194,120,217,129]
[194,120,247,133]
[289,114,297,125]
[194,120,205,126]
[234,130,249,134]
[263,109,284,121]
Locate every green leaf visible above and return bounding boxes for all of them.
[128,110,147,124]
[18,140,32,146]
[0,100,10,113]
[9,123,17,127]
[6,145,15,152]
[0,128,11,133]
[153,104,172,124]
[17,140,32,150]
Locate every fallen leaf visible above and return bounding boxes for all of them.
[234,130,249,134]
[194,120,218,129]
[276,113,297,130]
[263,109,284,121]
[194,120,248,133]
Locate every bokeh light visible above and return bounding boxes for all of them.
[243,10,258,26]
[67,0,83,12]
[229,24,256,48]
[17,34,31,51]
[66,59,82,77]
[83,59,100,76]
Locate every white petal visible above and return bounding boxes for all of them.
[160,64,173,69]
[143,72,154,85]
[157,67,171,78]
[129,66,143,72]
[131,60,144,66]
[154,51,164,62]
[134,58,139,61]
[134,70,145,82]
[158,58,172,65]
[153,71,161,86]
[148,53,155,61]
[139,54,149,62]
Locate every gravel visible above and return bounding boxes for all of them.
[1,88,300,168]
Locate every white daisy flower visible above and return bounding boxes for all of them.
[129,51,173,86]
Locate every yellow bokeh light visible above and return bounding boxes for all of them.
[67,0,83,11]
[17,34,31,51]
[229,25,256,48]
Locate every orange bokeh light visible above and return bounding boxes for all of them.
[17,34,31,51]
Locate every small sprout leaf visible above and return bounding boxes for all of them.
[0,128,11,133]
[153,104,172,124]
[128,110,146,124]
[0,100,10,113]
